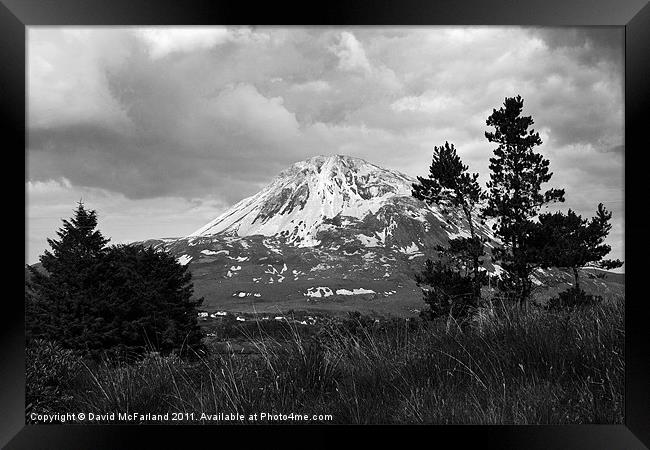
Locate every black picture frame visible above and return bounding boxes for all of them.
[2,0,648,447]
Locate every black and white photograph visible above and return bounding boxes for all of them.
[24,25,627,426]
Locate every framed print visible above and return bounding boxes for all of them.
[2,0,649,448]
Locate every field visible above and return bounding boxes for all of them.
[190,266,625,319]
[26,298,624,425]
[193,277,425,318]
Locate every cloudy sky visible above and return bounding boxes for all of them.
[27,26,624,268]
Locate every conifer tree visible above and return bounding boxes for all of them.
[26,202,204,355]
[412,142,485,307]
[91,244,204,354]
[530,203,623,290]
[26,202,110,346]
[484,96,565,307]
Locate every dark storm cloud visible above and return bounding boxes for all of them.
[28,123,285,202]
[524,27,624,151]
[531,27,623,66]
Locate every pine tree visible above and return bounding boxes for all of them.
[484,96,565,308]
[530,203,623,290]
[412,143,486,322]
[26,202,110,346]
[26,202,204,356]
[412,142,485,308]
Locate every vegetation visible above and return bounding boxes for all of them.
[25,96,624,425]
[484,95,565,308]
[26,340,83,418]
[412,141,487,320]
[26,202,110,346]
[414,259,476,323]
[26,202,203,357]
[545,287,603,311]
[531,204,623,290]
[413,95,622,319]
[26,300,624,424]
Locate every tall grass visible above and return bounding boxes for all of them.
[26,301,624,424]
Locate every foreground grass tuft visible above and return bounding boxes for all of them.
[26,301,624,424]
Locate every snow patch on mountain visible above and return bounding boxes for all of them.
[177,254,192,265]
[305,287,334,298]
[336,288,375,295]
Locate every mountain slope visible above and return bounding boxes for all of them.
[143,155,622,317]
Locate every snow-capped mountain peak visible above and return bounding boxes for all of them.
[190,155,423,245]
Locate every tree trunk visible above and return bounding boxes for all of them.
[463,206,481,307]
[521,277,531,312]
[573,267,580,291]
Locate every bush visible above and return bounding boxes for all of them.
[416,259,476,322]
[340,311,378,334]
[546,287,602,310]
[88,244,204,356]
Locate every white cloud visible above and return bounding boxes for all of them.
[27,28,132,132]
[330,31,372,73]
[27,177,73,195]
[204,83,300,143]
[136,27,231,58]
[391,91,463,113]
[135,26,270,59]
[290,80,332,92]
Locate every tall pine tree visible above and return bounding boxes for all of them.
[484,96,565,308]
[412,141,485,308]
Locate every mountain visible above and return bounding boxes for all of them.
[143,155,623,317]
[190,155,495,249]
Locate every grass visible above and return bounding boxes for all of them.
[26,299,624,424]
